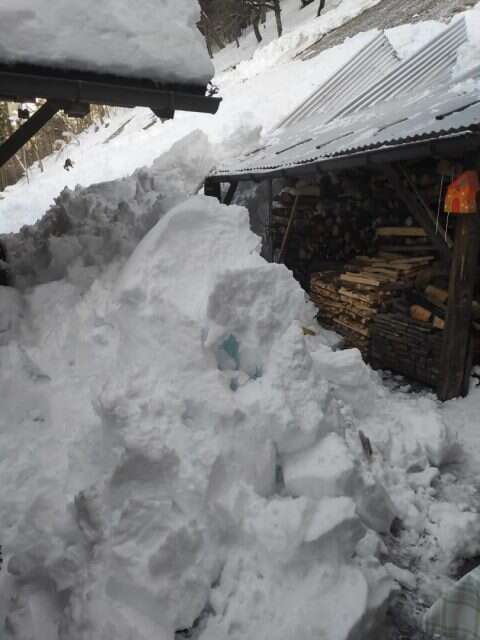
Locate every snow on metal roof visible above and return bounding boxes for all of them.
[278,32,399,129]
[212,18,478,180]
[333,17,468,121]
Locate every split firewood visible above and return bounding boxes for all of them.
[433,316,445,330]
[410,305,432,323]
[425,285,448,305]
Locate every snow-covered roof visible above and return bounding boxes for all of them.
[212,16,480,180]
[0,0,213,87]
[278,32,400,129]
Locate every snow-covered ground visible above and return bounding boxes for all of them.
[0,0,213,85]
[1,1,480,639]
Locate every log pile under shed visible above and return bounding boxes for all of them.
[270,170,480,390]
[310,233,436,358]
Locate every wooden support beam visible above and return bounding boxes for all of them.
[438,212,480,401]
[223,181,238,205]
[382,165,452,264]
[277,194,300,264]
[264,179,274,263]
[0,100,62,170]
[204,178,221,201]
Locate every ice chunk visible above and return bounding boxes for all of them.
[283,433,358,499]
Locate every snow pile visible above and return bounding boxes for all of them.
[0,142,401,638]
[0,0,213,85]
[1,130,215,288]
[355,385,480,604]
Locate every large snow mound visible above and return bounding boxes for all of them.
[1,131,473,635]
[0,136,400,637]
[0,0,213,85]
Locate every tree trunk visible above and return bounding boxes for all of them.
[273,0,282,37]
[252,10,262,42]
[317,0,326,17]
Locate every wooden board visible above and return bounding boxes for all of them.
[376,227,427,238]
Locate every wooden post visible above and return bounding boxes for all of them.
[204,178,221,201]
[277,194,300,264]
[438,212,480,401]
[223,181,238,205]
[263,179,274,262]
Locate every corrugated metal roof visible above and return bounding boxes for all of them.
[278,32,399,129]
[213,86,480,177]
[212,17,478,180]
[333,17,468,121]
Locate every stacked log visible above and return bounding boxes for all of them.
[375,226,433,256]
[370,313,443,387]
[271,178,417,281]
[310,249,436,357]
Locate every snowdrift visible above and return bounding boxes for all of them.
[1,129,479,639]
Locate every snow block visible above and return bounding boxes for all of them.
[355,480,397,535]
[305,496,365,557]
[283,433,358,500]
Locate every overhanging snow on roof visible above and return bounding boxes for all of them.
[210,17,479,183]
[0,0,214,87]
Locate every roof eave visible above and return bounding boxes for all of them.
[0,63,221,116]
[208,131,480,183]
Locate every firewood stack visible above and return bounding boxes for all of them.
[369,313,442,387]
[310,229,436,357]
[271,178,413,282]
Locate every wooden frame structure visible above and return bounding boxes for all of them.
[0,62,221,170]
[205,133,480,401]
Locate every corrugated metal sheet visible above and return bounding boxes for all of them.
[278,32,399,129]
[332,17,468,121]
[213,85,480,177]
[212,17,478,180]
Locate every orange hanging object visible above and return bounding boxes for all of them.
[444,170,480,214]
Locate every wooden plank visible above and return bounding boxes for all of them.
[438,212,480,400]
[376,227,427,237]
[382,165,452,264]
